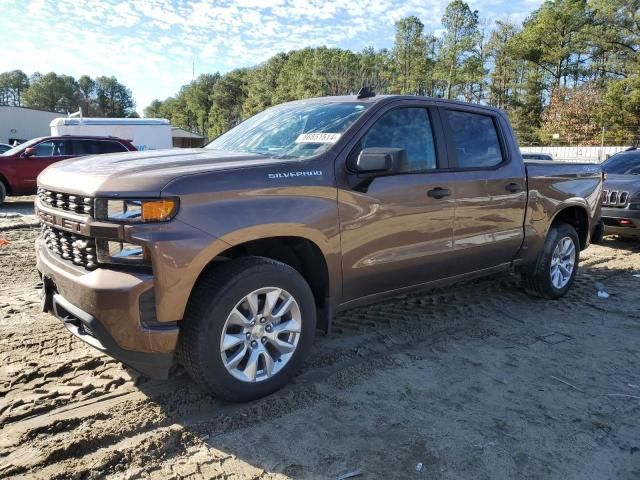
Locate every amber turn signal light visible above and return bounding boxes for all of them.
[141,199,177,222]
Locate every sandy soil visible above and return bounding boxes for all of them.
[0,197,639,479]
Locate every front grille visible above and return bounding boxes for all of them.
[41,224,98,270]
[37,188,94,216]
[602,189,630,208]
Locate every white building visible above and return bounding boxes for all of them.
[171,127,206,148]
[0,105,61,145]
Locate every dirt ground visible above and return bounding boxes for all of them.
[0,197,638,479]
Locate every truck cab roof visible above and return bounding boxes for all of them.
[281,94,506,116]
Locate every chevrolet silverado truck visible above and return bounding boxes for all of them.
[35,94,603,402]
[600,148,640,237]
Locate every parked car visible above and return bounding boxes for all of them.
[35,94,603,402]
[0,143,12,154]
[599,148,640,238]
[522,152,554,161]
[0,136,137,204]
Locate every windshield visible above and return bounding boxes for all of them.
[602,151,640,174]
[206,102,370,159]
[1,137,43,156]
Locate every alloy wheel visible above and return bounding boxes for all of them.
[220,287,302,383]
[550,236,576,289]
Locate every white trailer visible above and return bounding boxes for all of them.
[50,116,172,151]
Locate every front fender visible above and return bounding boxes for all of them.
[152,164,340,322]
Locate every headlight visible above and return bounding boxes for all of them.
[96,240,150,266]
[95,198,178,223]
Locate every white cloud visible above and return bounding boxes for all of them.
[0,0,542,113]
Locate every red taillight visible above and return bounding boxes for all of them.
[619,219,632,225]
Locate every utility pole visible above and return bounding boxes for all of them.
[600,126,605,162]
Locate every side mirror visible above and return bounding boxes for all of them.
[23,147,36,157]
[349,147,406,192]
[355,147,406,174]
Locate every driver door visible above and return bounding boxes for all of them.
[18,139,72,192]
[336,102,457,303]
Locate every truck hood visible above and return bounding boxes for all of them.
[604,174,640,192]
[37,148,291,196]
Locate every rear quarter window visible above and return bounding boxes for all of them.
[99,141,128,154]
[445,110,504,169]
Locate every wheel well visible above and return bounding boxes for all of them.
[198,236,331,327]
[552,206,589,249]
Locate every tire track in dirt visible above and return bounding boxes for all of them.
[1,223,638,479]
[4,270,516,473]
[0,271,541,478]
[22,269,607,479]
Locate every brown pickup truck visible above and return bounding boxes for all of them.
[35,94,603,402]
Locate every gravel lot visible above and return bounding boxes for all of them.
[0,197,639,479]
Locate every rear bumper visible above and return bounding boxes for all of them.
[36,237,179,379]
[601,207,640,236]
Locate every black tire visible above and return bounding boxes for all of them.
[0,181,6,205]
[591,219,604,245]
[523,222,580,299]
[179,256,316,402]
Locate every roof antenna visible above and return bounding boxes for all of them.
[356,86,375,99]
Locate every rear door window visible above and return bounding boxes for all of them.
[445,110,504,168]
[70,140,127,155]
[71,140,100,156]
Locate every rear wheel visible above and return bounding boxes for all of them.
[523,222,580,299]
[0,181,6,205]
[180,257,316,402]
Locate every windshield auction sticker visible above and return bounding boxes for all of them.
[295,133,341,143]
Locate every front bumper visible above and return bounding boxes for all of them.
[601,206,640,237]
[36,238,178,379]
[49,291,174,378]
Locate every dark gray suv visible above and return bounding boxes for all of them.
[601,149,640,237]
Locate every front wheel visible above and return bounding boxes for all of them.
[180,257,316,402]
[523,222,580,299]
[0,181,6,205]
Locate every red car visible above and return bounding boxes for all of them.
[0,136,137,204]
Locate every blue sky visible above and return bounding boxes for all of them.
[1,0,542,114]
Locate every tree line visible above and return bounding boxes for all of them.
[0,70,137,117]
[3,0,637,145]
[146,0,640,146]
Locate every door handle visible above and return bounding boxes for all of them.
[505,182,523,193]
[427,187,451,199]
